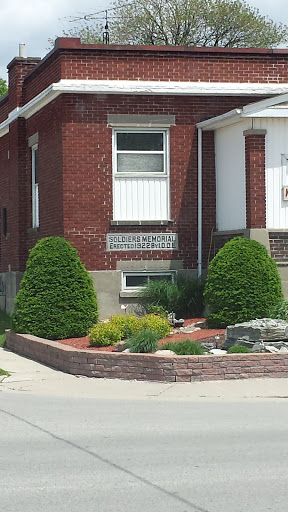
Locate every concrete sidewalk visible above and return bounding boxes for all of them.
[1,346,288,401]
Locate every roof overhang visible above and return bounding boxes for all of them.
[2,79,288,138]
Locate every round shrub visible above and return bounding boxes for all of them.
[109,314,140,339]
[227,345,250,354]
[11,237,98,340]
[161,339,205,355]
[139,314,171,338]
[204,237,283,328]
[89,323,121,347]
[128,329,160,353]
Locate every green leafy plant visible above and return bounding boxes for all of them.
[0,368,10,377]
[161,339,205,355]
[227,345,250,354]
[128,329,160,353]
[204,237,283,328]
[109,314,140,339]
[269,298,288,322]
[89,322,122,347]
[140,276,204,318]
[11,237,99,340]
[139,314,171,338]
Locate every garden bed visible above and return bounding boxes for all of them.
[55,319,225,352]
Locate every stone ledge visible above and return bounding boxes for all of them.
[5,330,288,383]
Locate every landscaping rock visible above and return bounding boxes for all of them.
[209,349,227,355]
[225,318,288,349]
[264,345,279,353]
[154,350,175,355]
[251,342,265,353]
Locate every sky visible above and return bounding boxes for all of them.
[0,0,288,80]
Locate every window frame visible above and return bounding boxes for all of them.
[122,271,175,291]
[113,128,169,177]
[31,143,39,228]
[112,128,170,221]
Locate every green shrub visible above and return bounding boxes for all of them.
[140,276,204,318]
[11,237,99,340]
[109,314,140,339]
[204,237,283,328]
[89,323,122,347]
[161,339,205,355]
[270,298,288,321]
[128,329,160,353]
[139,314,171,338]
[227,345,250,354]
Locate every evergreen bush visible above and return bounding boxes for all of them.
[11,237,98,340]
[204,237,283,328]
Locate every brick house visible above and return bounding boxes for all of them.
[1,38,288,317]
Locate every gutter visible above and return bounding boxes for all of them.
[197,127,202,278]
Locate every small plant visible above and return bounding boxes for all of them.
[139,314,171,338]
[204,237,283,328]
[128,329,160,353]
[227,345,250,354]
[109,314,140,339]
[270,298,288,322]
[89,323,122,347]
[161,339,205,355]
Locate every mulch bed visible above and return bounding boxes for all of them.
[56,318,226,352]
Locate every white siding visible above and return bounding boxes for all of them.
[215,120,250,231]
[265,118,288,229]
[114,176,168,220]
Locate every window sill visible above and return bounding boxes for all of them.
[27,227,39,234]
[120,290,141,298]
[110,220,173,226]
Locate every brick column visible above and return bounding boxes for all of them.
[244,129,266,229]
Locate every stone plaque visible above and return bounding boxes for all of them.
[107,233,178,251]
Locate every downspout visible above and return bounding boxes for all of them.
[197,127,202,278]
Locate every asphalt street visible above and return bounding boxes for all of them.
[1,349,288,512]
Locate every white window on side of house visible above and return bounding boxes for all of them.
[32,144,39,228]
[122,271,175,290]
[113,129,170,221]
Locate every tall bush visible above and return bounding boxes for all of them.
[11,237,98,340]
[204,237,283,328]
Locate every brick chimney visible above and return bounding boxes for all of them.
[7,44,41,111]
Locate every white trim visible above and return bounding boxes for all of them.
[1,79,288,139]
[32,144,39,228]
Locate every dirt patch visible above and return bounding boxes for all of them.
[56,319,225,351]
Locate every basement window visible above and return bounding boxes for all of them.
[122,271,174,291]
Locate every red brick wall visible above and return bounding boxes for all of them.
[269,232,288,262]
[2,41,288,273]
[245,133,266,229]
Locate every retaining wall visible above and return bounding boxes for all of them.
[6,331,288,382]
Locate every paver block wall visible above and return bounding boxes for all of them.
[6,330,288,382]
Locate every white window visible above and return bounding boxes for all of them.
[32,144,39,228]
[123,271,174,290]
[113,129,170,221]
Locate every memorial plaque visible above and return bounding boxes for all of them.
[107,233,178,251]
